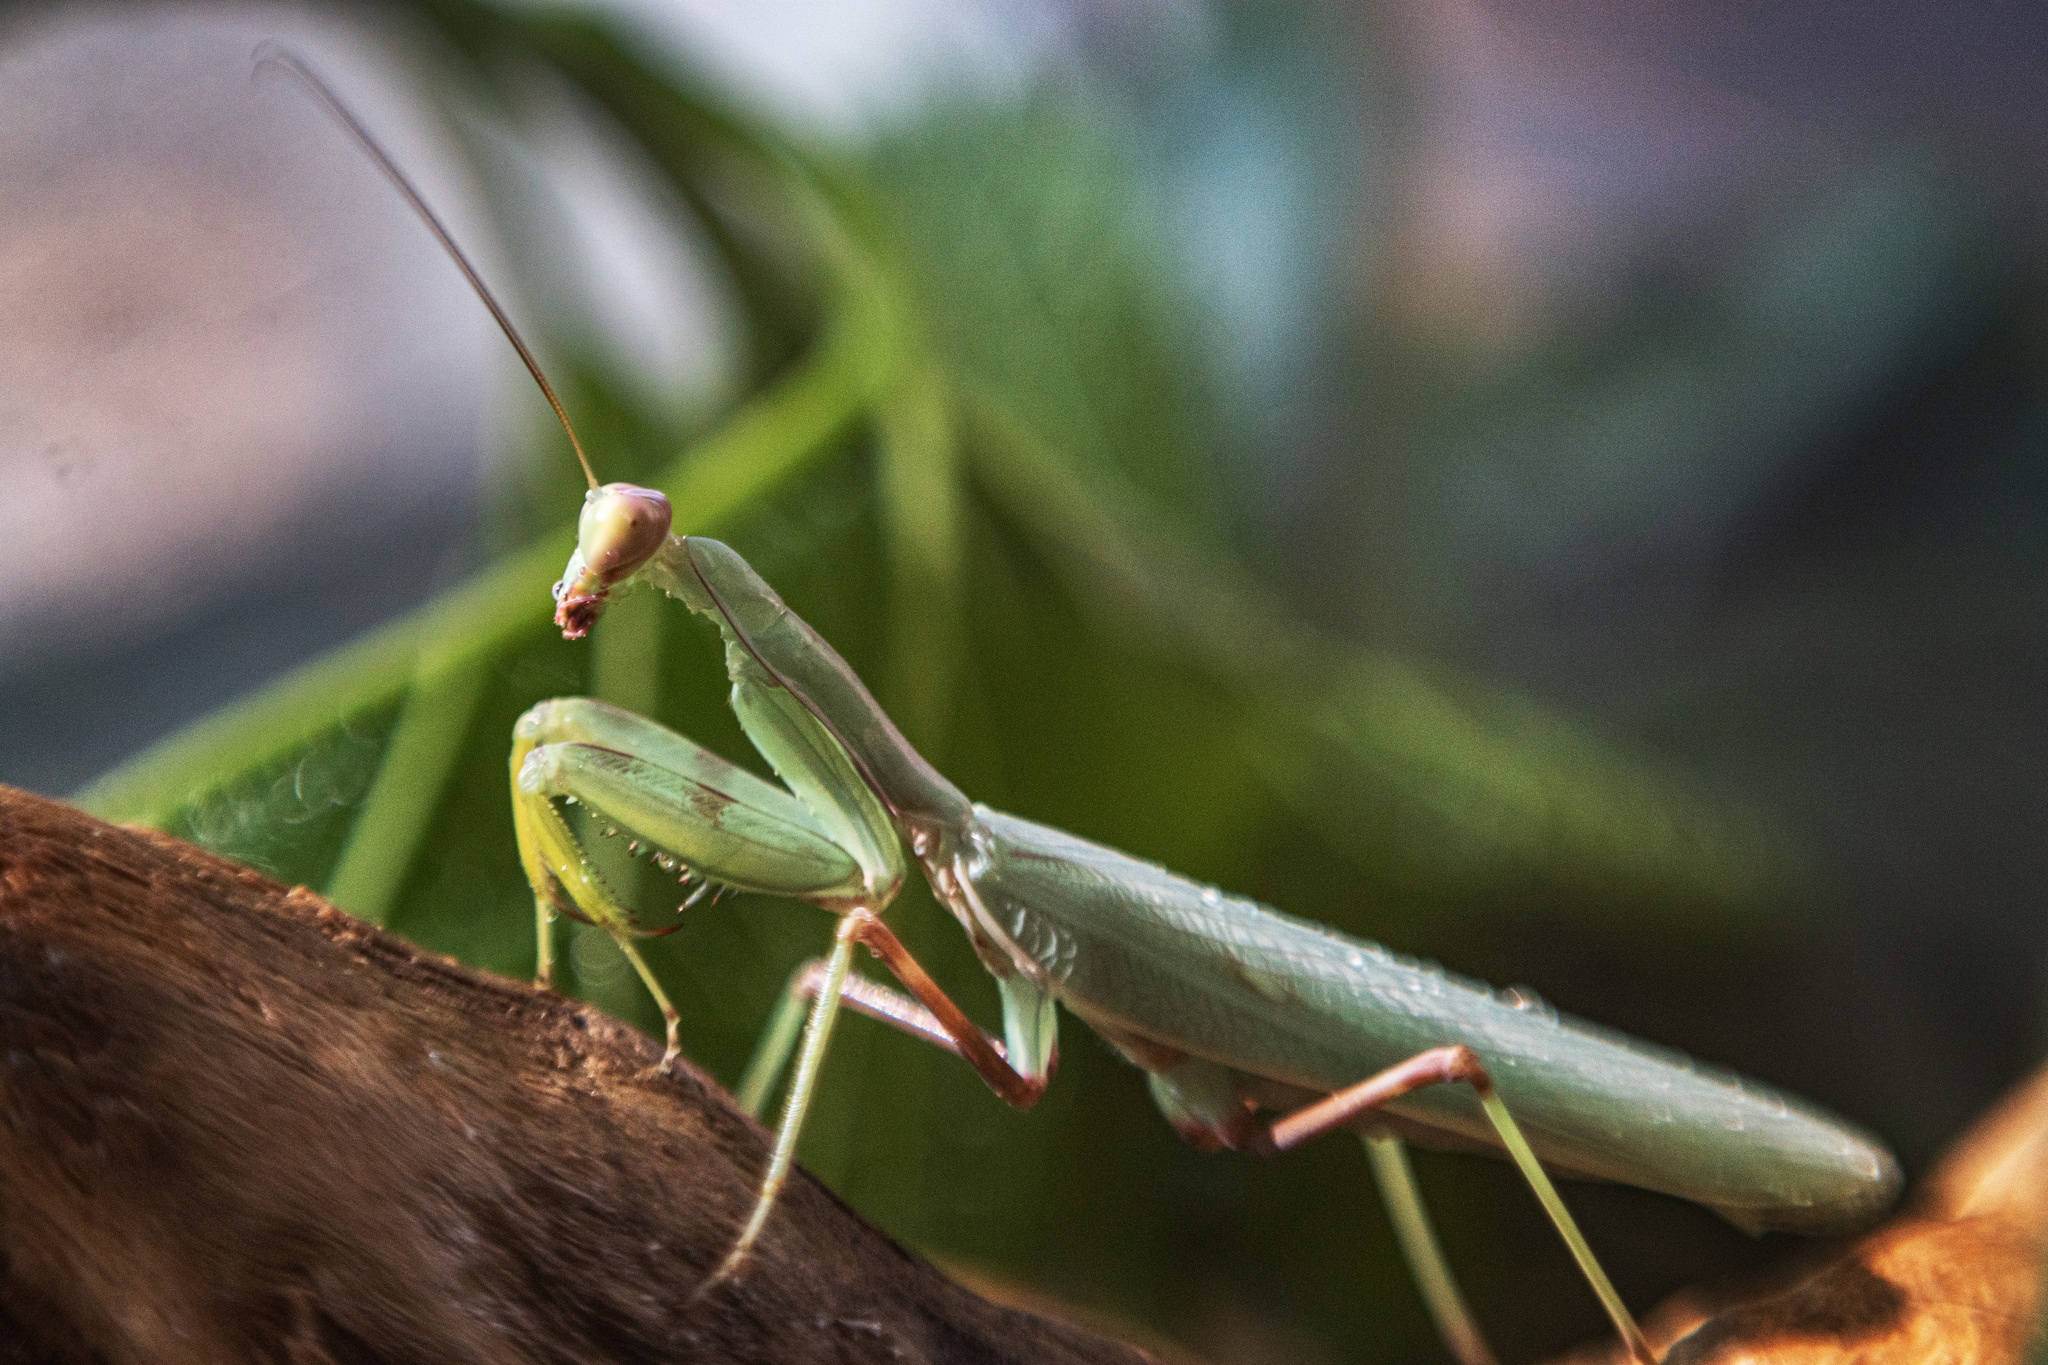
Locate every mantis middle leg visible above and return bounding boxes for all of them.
[736,919,1052,1120]
[1150,1049,1655,1365]
[705,909,1051,1286]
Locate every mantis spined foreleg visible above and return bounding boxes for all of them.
[277,54,1904,1364]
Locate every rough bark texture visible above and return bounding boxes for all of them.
[0,786,1156,1365]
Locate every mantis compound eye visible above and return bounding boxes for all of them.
[554,483,673,638]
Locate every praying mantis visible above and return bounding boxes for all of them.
[519,509,1901,1365]
[270,53,1903,1365]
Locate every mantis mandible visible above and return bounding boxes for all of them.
[271,54,1901,1365]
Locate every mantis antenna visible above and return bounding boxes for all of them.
[255,47,600,492]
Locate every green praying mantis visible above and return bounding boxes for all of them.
[521,516,1901,1364]
[271,53,1902,1365]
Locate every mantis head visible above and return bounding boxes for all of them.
[554,482,673,638]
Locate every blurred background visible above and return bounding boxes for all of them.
[2,1,2046,1361]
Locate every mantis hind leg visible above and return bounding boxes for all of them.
[1146,1049,1654,1365]
[1142,1060,1496,1364]
[1274,1047,1654,1365]
[1364,1134,1498,1365]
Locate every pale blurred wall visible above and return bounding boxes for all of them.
[0,0,1019,793]
[0,6,494,789]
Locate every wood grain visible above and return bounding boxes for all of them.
[0,785,1156,1365]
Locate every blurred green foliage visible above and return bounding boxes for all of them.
[70,3,1814,1359]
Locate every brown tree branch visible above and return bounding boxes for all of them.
[0,786,1157,1365]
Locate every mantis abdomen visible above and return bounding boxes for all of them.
[962,805,1900,1235]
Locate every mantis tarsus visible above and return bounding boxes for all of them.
[272,53,1902,1365]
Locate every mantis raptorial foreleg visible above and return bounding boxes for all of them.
[510,695,875,1068]
[511,690,922,1284]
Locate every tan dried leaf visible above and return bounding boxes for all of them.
[1556,1062,2048,1364]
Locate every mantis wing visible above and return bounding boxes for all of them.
[962,806,1900,1236]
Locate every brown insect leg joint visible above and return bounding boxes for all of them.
[804,910,1051,1110]
[1269,1045,1492,1154]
